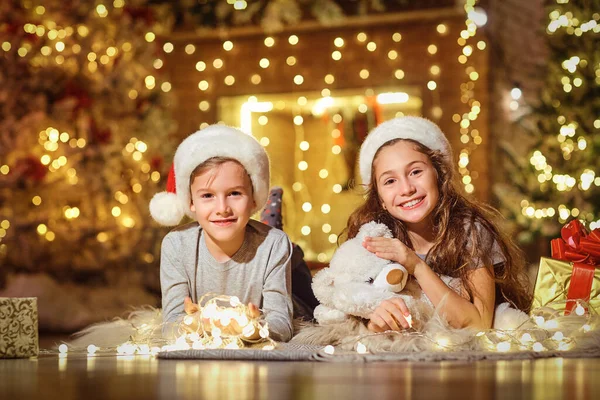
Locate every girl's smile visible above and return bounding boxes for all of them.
[398,196,425,210]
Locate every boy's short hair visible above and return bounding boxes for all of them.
[150,125,270,226]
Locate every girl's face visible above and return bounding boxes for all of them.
[373,140,439,230]
[190,161,255,249]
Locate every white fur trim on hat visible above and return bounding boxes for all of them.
[359,116,451,186]
[149,125,270,226]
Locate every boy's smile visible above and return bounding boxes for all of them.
[210,217,237,226]
[190,161,255,261]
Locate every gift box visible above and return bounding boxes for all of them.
[0,297,39,358]
[532,220,600,313]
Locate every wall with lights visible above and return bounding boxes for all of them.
[158,6,491,261]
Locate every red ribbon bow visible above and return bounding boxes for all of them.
[550,219,600,314]
[551,219,600,265]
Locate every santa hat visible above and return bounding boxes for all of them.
[359,116,452,186]
[149,125,270,226]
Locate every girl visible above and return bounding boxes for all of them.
[150,125,293,342]
[346,116,531,332]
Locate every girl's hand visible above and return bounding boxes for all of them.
[362,237,421,274]
[367,298,412,332]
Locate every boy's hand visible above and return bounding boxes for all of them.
[181,297,201,332]
[192,301,262,337]
[184,296,199,314]
[247,302,260,319]
[222,302,260,336]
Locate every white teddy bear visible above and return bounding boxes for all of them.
[311,221,530,331]
[312,221,454,327]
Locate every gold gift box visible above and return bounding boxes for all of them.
[532,257,600,312]
[0,297,39,358]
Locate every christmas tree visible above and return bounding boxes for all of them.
[0,0,176,306]
[495,0,600,243]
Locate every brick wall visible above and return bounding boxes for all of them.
[163,9,492,200]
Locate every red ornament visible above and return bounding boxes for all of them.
[136,98,150,113]
[123,6,155,25]
[90,119,112,144]
[13,156,47,183]
[150,156,163,171]
[5,22,21,35]
[60,81,93,112]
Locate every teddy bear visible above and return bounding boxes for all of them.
[310,221,531,331]
[312,221,455,328]
[291,221,533,351]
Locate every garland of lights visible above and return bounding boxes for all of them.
[324,299,598,355]
[53,298,597,357]
[55,294,275,357]
[453,0,487,195]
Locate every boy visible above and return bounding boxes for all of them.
[150,125,293,341]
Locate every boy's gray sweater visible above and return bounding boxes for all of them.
[160,220,293,342]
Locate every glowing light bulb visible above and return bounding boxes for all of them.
[496,341,511,352]
[87,344,98,355]
[259,327,269,338]
[520,333,533,343]
[532,342,545,352]
[356,342,367,354]
[243,324,256,337]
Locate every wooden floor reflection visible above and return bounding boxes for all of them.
[2,352,600,400]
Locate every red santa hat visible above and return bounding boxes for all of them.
[149,125,270,226]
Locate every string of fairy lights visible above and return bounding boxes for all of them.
[49,296,598,356]
[452,0,487,195]
[514,0,600,229]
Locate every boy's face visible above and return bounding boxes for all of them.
[190,161,255,252]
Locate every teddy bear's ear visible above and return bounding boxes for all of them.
[356,221,393,241]
[313,268,334,287]
[312,268,335,306]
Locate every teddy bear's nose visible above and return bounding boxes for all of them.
[386,269,404,285]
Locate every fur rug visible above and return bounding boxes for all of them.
[63,302,600,357]
[292,304,600,354]
[65,307,167,351]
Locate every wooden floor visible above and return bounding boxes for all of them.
[3,349,600,400]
